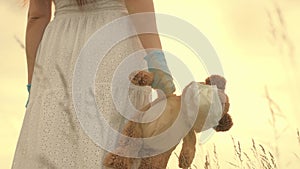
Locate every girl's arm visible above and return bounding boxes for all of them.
[124,0,162,52]
[26,0,52,84]
[125,0,176,96]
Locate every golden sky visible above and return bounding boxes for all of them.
[0,0,299,168]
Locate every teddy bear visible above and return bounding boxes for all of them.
[103,72,233,169]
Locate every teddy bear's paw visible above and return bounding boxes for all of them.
[178,154,191,168]
[178,147,195,168]
[103,153,132,169]
[129,70,153,86]
[139,156,169,169]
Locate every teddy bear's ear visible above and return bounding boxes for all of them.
[214,113,233,132]
[205,75,226,90]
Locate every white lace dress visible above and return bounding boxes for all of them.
[12,0,151,168]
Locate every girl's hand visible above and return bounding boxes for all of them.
[144,50,176,96]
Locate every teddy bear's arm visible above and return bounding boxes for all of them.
[179,130,196,168]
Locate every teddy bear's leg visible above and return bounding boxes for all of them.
[103,121,143,169]
[103,151,132,169]
[138,146,177,169]
[178,130,196,168]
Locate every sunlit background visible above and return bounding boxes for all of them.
[1,0,299,168]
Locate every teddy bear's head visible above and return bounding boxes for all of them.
[205,75,233,132]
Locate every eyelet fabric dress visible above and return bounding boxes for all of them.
[11,0,151,168]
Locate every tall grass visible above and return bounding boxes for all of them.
[178,128,300,169]
[185,138,278,169]
[230,137,276,169]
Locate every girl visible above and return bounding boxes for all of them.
[12,0,175,168]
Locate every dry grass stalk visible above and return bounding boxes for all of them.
[226,161,239,168]
[251,138,262,168]
[265,0,295,63]
[231,136,243,167]
[204,152,211,169]
[14,35,25,49]
[293,153,300,160]
[174,152,179,159]
[264,86,289,164]
[213,144,220,169]
[268,152,276,168]
[297,128,300,145]
[243,152,255,169]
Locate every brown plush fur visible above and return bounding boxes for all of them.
[103,74,233,169]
